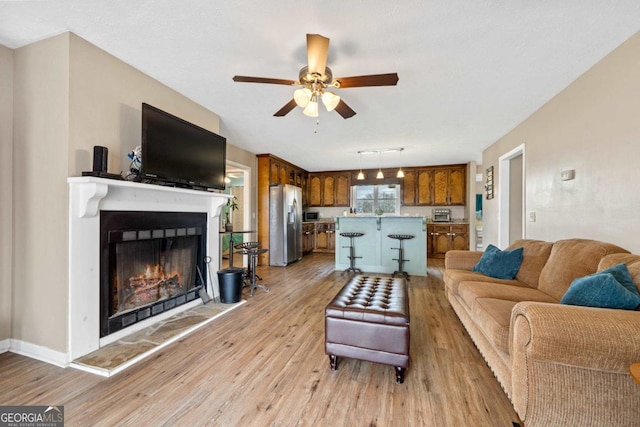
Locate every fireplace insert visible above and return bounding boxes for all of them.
[100,211,208,337]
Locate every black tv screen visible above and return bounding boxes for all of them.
[141,103,226,190]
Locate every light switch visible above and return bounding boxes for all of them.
[529,211,536,222]
[561,169,575,181]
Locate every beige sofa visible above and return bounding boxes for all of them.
[444,239,640,427]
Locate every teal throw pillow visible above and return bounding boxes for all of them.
[472,244,524,280]
[598,263,640,296]
[560,272,640,310]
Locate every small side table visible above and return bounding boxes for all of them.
[630,363,640,384]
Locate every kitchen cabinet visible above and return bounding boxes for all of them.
[302,223,315,254]
[308,173,350,207]
[313,222,336,253]
[427,223,469,259]
[402,164,466,206]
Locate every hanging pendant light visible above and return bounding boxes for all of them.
[357,152,365,180]
[396,148,405,178]
[376,152,384,179]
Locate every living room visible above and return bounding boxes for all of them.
[1,3,640,426]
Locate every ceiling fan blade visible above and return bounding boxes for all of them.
[334,99,356,119]
[233,76,295,85]
[307,34,330,76]
[274,99,298,117]
[334,73,399,88]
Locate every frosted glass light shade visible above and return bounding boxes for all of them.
[294,88,312,107]
[357,170,365,180]
[321,91,341,111]
[303,99,319,117]
[376,169,384,179]
[396,168,405,178]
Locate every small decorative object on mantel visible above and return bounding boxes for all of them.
[485,166,494,200]
[225,196,238,231]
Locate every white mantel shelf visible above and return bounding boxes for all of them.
[67,177,230,361]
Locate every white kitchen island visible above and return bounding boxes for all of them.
[334,216,427,276]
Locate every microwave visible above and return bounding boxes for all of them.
[303,211,320,221]
[432,209,451,222]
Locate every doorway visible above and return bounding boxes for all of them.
[498,144,525,248]
[222,160,252,268]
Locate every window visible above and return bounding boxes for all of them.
[352,185,400,215]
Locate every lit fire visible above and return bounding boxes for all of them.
[139,264,181,282]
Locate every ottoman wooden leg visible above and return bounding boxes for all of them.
[329,355,338,371]
[395,367,406,384]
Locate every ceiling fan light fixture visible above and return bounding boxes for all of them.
[294,88,312,107]
[321,91,340,111]
[303,95,319,117]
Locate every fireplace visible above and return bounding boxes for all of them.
[100,211,207,337]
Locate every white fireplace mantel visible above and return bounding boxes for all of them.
[67,177,230,360]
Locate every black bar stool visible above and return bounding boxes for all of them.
[246,247,269,296]
[340,232,365,275]
[234,241,262,286]
[388,234,414,280]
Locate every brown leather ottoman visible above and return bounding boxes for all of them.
[325,275,410,384]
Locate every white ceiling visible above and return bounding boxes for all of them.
[1,1,639,172]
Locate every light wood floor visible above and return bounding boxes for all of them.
[0,254,519,426]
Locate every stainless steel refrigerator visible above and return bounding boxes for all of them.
[269,184,303,266]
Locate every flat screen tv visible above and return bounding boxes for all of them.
[140,103,226,190]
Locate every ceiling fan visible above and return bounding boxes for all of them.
[232,34,399,119]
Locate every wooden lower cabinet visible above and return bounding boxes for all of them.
[427,223,469,259]
[302,223,315,254]
[313,222,336,253]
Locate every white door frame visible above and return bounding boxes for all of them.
[226,159,252,266]
[498,144,525,248]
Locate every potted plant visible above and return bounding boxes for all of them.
[225,196,238,231]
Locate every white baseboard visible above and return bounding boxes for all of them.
[9,339,69,368]
[0,338,10,353]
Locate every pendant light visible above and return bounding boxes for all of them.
[376,152,384,179]
[396,148,405,178]
[357,152,365,180]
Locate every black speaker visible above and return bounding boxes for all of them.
[93,146,108,173]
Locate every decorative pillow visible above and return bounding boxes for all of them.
[598,263,640,296]
[560,272,640,310]
[472,244,524,280]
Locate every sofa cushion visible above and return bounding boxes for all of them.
[458,281,556,314]
[560,272,640,310]
[506,239,554,288]
[538,239,629,301]
[597,263,639,295]
[471,298,517,355]
[472,244,524,279]
[444,269,529,296]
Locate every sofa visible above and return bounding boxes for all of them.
[444,238,640,427]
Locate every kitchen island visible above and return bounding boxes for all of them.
[335,216,427,276]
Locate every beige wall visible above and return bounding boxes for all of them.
[10,32,256,356]
[0,45,14,341]
[482,31,640,253]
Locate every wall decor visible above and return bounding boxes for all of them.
[485,166,494,200]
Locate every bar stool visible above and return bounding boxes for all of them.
[340,232,365,275]
[388,234,415,280]
[246,247,269,296]
[234,241,262,286]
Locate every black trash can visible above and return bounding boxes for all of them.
[217,268,244,303]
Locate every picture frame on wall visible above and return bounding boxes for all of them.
[485,166,494,200]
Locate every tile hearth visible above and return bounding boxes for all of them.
[71,300,245,377]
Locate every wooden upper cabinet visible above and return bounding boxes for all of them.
[335,174,350,207]
[309,175,322,206]
[417,169,434,205]
[279,164,288,185]
[269,161,279,185]
[402,170,417,206]
[448,166,466,205]
[433,169,449,205]
[322,176,335,206]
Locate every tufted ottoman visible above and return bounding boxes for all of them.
[325,275,410,384]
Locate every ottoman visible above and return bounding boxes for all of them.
[325,275,410,384]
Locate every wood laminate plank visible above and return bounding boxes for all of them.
[0,255,518,426]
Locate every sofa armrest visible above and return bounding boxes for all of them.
[510,301,640,371]
[444,250,483,271]
[510,301,640,426]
